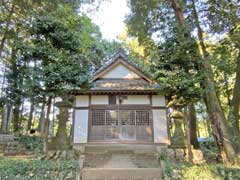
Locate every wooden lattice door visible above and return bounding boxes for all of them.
[89,109,152,142]
[105,110,120,139]
[119,110,136,140]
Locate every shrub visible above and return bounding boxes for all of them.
[199,141,219,162]
[0,157,78,180]
[15,134,43,154]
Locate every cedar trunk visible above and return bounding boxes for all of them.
[39,97,46,132]
[228,54,240,134]
[1,105,12,133]
[12,104,20,132]
[27,97,34,130]
[43,97,52,154]
[169,0,239,163]
[185,107,193,163]
[187,103,199,149]
[55,107,69,150]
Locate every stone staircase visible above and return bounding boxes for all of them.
[79,144,164,180]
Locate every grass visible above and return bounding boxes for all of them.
[163,161,240,180]
[0,157,78,180]
[1,155,240,180]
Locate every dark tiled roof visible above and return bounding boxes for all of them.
[91,79,159,91]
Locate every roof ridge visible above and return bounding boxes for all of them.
[90,49,152,82]
[93,49,129,75]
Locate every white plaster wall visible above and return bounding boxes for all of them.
[121,95,150,105]
[75,95,89,107]
[152,95,165,107]
[91,95,108,104]
[152,109,169,144]
[102,63,140,79]
[73,110,88,143]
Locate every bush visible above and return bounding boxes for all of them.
[15,134,43,154]
[0,157,78,180]
[199,141,219,162]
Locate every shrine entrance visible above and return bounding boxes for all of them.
[89,108,153,143]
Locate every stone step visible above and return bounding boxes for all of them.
[84,144,158,154]
[81,151,162,180]
[81,168,163,180]
[84,153,160,168]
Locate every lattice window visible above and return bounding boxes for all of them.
[120,110,135,125]
[136,111,149,125]
[106,110,118,125]
[92,110,105,125]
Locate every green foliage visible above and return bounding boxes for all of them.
[0,157,77,180]
[152,31,202,103]
[15,134,43,154]
[199,141,219,162]
[163,161,240,180]
[126,0,202,104]
[12,4,105,101]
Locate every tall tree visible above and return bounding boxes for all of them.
[170,0,238,163]
[126,0,239,163]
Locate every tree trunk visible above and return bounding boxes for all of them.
[12,103,20,132]
[50,97,56,137]
[185,107,193,163]
[27,97,35,130]
[9,46,20,132]
[191,0,239,162]
[43,97,52,154]
[1,105,12,133]
[39,97,46,132]
[228,54,240,134]
[0,66,6,98]
[0,3,15,58]
[169,0,239,163]
[18,100,25,130]
[55,106,69,150]
[187,103,199,149]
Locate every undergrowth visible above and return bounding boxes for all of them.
[163,161,240,180]
[15,134,43,154]
[0,157,78,180]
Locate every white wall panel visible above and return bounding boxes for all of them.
[91,95,108,104]
[121,95,150,105]
[152,109,169,144]
[73,110,88,143]
[102,63,139,79]
[75,95,89,107]
[152,95,165,107]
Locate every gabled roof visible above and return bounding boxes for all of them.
[90,50,152,82]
